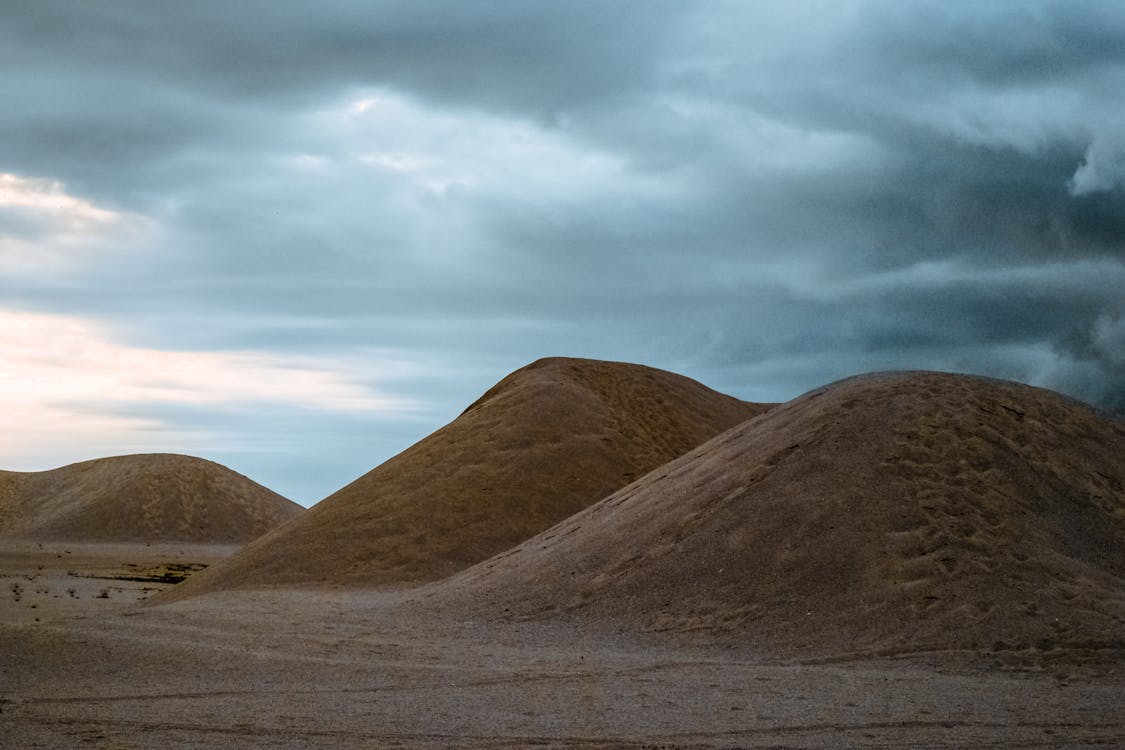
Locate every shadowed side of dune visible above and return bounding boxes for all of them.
[0,454,303,543]
[424,371,1125,664]
[164,357,770,600]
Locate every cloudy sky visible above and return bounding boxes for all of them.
[3,1,1124,504]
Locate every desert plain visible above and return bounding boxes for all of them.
[2,358,1123,748]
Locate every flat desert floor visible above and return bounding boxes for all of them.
[2,541,1122,749]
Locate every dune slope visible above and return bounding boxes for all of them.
[431,371,1125,662]
[168,357,769,598]
[0,454,303,543]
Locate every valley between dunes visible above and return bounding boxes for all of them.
[2,358,1123,748]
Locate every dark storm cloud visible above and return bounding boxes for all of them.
[0,0,687,190]
[3,1,1124,500]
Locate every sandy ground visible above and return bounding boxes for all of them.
[3,542,1122,749]
[173,357,769,597]
[0,540,239,626]
[0,454,302,543]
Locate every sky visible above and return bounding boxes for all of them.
[2,1,1124,505]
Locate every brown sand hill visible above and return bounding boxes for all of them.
[167,357,769,599]
[0,454,303,543]
[429,371,1125,664]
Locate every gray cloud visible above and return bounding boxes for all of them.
[2,1,1123,501]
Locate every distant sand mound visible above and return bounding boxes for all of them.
[167,357,769,599]
[430,371,1125,663]
[0,454,303,543]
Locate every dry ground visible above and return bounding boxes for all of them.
[429,372,1125,665]
[173,357,769,597]
[0,454,302,543]
[0,540,237,626]
[3,542,1122,749]
[5,369,1123,747]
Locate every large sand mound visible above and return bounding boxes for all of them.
[168,357,768,598]
[0,454,303,543]
[431,371,1125,663]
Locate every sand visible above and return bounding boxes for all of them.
[0,454,303,543]
[3,545,1122,748]
[3,366,1124,747]
[0,540,238,627]
[428,371,1125,667]
[168,357,769,599]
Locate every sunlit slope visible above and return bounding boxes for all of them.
[169,357,769,598]
[0,454,303,543]
[435,371,1125,662]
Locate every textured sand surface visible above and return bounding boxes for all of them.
[0,540,237,626]
[0,454,303,543]
[5,367,1125,747]
[3,570,1123,749]
[168,357,768,598]
[428,371,1125,668]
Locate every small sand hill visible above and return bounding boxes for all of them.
[166,357,769,599]
[430,371,1125,663]
[0,454,303,543]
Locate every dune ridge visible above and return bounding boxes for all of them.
[0,453,303,543]
[426,371,1125,664]
[166,357,770,599]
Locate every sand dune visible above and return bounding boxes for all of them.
[0,454,302,543]
[167,357,769,598]
[429,371,1125,665]
[7,367,1125,746]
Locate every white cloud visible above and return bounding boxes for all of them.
[1092,314,1125,366]
[358,151,477,194]
[0,172,146,274]
[336,89,642,199]
[1069,135,1125,195]
[0,309,414,467]
[0,173,117,224]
